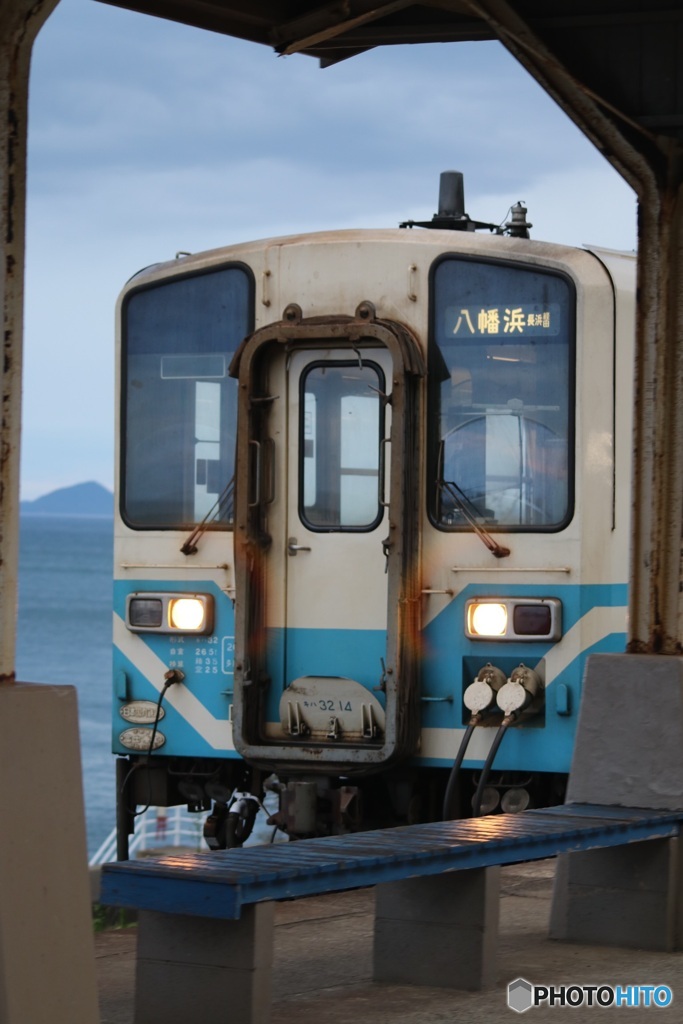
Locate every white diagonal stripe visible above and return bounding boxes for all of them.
[113,613,235,751]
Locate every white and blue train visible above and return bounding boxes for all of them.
[113,174,634,855]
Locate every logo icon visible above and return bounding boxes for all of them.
[508,978,534,1013]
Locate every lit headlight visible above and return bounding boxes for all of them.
[465,598,561,641]
[169,598,207,631]
[469,602,507,637]
[127,592,214,635]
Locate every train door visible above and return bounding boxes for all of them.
[281,347,391,711]
[231,309,425,775]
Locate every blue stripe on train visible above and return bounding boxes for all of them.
[113,578,627,771]
[418,581,628,771]
[112,579,237,756]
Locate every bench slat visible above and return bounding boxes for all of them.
[100,804,683,920]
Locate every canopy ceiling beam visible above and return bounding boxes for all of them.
[270,0,416,56]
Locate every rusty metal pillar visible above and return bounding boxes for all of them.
[0,4,99,1022]
[0,0,56,678]
[464,0,683,653]
[629,170,683,653]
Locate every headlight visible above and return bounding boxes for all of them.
[465,598,561,641]
[169,598,206,631]
[126,592,214,634]
[468,602,507,637]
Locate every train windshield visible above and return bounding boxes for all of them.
[429,257,574,531]
[121,265,252,529]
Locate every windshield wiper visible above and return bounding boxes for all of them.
[437,478,510,559]
[181,477,235,556]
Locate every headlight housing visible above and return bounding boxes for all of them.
[465,597,561,641]
[126,592,214,635]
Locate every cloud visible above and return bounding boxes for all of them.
[30,2,614,188]
[20,0,637,499]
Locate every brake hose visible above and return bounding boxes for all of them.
[442,716,479,820]
[444,663,506,820]
[471,713,516,817]
[121,669,184,820]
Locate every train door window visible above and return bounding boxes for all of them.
[121,264,253,529]
[300,360,386,530]
[428,257,575,531]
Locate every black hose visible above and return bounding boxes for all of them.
[442,719,477,820]
[122,670,183,821]
[471,715,514,817]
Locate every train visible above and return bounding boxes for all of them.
[112,172,635,856]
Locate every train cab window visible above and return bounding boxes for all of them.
[122,265,253,529]
[429,257,575,531]
[300,360,385,530]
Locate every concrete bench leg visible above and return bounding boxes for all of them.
[373,865,500,989]
[550,837,683,951]
[550,655,683,952]
[134,903,275,1024]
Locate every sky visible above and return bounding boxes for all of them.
[21,0,638,500]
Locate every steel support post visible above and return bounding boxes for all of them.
[464,0,683,650]
[0,0,58,680]
[0,3,99,1022]
[629,172,683,652]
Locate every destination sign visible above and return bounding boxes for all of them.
[445,302,561,338]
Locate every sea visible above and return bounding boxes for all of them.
[16,512,283,860]
[16,514,115,858]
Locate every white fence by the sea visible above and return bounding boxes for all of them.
[90,796,285,865]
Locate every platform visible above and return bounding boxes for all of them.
[96,859,682,1024]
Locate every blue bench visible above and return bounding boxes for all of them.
[100,803,683,1024]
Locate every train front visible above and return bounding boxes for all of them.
[112,208,634,851]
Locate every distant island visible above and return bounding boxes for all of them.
[20,481,114,517]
